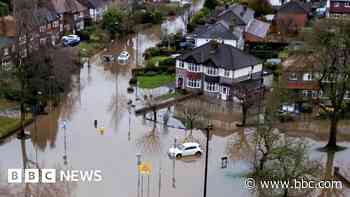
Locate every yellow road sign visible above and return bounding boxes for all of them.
[138,163,152,175]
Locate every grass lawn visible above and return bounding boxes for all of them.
[0,99,16,110]
[79,42,104,57]
[0,117,20,138]
[0,116,33,139]
[147,56,169,66]
[137,74,175,89]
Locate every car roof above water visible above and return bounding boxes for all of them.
[182,142,200,147]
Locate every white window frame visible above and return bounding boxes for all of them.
[188,63,201,72]
[39,25,46,33]
[1,59,12,71]
[205,82,219,92]
[21,48,27,58]
[178,61,184,68]
[224,69,230,78]
[39,38,46,45]
[289,72,298,81]
[206,67,218,76]
[334,2,340,7]
[303,73,312,81]
[3,48,9,56]
[187,79,201,88]
[345,2,350,7]
[19,35,26,45]
[53,21,59,28]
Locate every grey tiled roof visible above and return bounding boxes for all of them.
[246,19,270,39]
[50,0,87,14]
[177,41,261,70]
[193,21,238,40]
[217,4,255,26]
[278,1,309,14]
[79,0,108,9]
[33,8,59,26]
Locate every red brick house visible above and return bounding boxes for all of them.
[275,1,309,34]
[328,0,350,17]
[282,55,320,101]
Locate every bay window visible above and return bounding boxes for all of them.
[188,63,201,72]
[187,79,201,88]
[206,67,218,76]
[205,82,219,92]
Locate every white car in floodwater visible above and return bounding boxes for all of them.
[117,51,130,62]
[168,142,203,159]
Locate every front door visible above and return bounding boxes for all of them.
[177,77,184,89]
[221,87,228,100]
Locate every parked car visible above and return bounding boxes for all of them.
[278,104,299,122]
[280,104,299,114]
[168,142,203,159]
[180,0,192,6]
[180,42,195,49]
[62,35,80,47]
[117,51,130,62]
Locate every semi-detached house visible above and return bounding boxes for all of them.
[176,41,269,101]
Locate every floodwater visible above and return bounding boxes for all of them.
[1,1,350,196]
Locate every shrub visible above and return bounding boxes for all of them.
[0,2,9,16]
[159,57,175,66]
[144,47,161,59]
[188,8,210,31]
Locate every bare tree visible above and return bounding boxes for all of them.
[175,99,203,136]
[233,81,264,127]
[303,19,350,150]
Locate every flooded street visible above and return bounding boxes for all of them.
[1,1,350,196]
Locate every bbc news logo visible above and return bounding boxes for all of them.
[8,169,103,183]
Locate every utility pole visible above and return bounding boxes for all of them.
[137,153,142,197]
[203,124,213,197]
[172,138,177,188]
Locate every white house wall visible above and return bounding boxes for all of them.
[234,67,252,78]
[252,64,263,73]
[195,38,237,48]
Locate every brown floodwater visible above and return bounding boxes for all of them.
[1,1,350,196]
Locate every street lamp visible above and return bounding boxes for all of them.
[203,124,213,197]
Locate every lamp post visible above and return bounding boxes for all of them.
[203,124,213,197]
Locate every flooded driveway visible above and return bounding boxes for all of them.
[1,1,350,196]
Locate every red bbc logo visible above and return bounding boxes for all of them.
[8,169,57,183]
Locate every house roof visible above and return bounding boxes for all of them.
[193,21,238,40]
[78,0,108,9]
[277,1,309,14]
[246,19,270,39]
[0,36,15,49]
[177,41,261,70]
[33,7,60,26]
[0,16,16,37]
[283,54,319,72]
[217,4,255,26]
[50,0,87,14]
